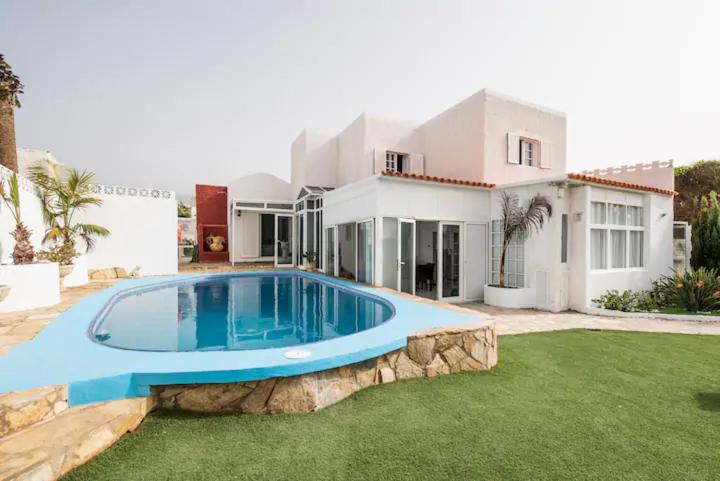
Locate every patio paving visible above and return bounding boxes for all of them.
[0,281,116,358]
[462,302,720,336]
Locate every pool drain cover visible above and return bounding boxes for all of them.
[284,349,312,359]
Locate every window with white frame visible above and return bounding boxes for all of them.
[590,201,644,270]
[519,139,535,166]
[385,152,406,173]
[490,220,525,287]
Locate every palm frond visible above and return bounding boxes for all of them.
[76,223,110,252]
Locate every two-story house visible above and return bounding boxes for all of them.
[220,89,675,312]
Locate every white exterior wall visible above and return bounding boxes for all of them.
[291,130,338,197]
[568,186,673,309]
[323,176,492,292]
[227,173,293,202]
[77,186,178,276]
[419,90,486,180]
[481,90,567,185]
[491,183,571,312]
[568,185,590,310]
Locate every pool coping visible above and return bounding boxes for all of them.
[0,270,488,406]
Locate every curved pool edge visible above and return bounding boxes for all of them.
[0,269,492,406]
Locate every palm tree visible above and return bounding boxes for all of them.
[497,192,552,288]
[0,54,23,173]
[26,160,109,257]
[0,173,35,263]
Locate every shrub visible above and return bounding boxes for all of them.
[690,191,720,270]
[653,268,720,312]
[592,290,658,312]
[36,242,77,266]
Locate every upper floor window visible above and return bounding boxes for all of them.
[386,152,406,173]
[519,139,535,166]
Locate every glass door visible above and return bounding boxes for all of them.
[324,226,337,276]
[275,214,293,267]
[356,220,374,284]
[398,219,415,295]
[439,222,462,301]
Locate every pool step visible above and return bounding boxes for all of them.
[0,385,68,438]
[0,395,154,481]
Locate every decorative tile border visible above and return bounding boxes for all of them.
[90,184,175,200]
[1,165,175,200]
[0,164,38,194]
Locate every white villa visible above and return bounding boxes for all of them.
[224,89,676,312]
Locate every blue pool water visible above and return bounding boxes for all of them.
[92,273,394,352]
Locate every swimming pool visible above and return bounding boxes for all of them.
[92,273,394,352]
[0,270,488,406]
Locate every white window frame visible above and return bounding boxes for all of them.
[519,139,535,167]
[385,151,405,173]
[490,219,525,287]
[589,201,645,272]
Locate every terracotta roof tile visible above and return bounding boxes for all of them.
[381,170,495,188]
[567,173,677,196]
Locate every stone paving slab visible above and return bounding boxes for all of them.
[461,303,720,336]
[0,397,153,481]
[0,281,116,359]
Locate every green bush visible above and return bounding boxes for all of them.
[592,289,659,312]
[690,191,720,270]
[653,268,720,312]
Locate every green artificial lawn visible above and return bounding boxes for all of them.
[63,330,720,481]
[656,306,720,316]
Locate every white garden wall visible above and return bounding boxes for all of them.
[77,185,178,276]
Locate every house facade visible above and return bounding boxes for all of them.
[220,89,675,312]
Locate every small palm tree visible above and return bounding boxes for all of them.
[497,192,552,288]
[0,173,35,263]
[26,160,109,257]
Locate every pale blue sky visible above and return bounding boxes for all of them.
[1,0,718,195]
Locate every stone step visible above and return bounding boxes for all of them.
[0,386,68,438]
[0,396,154,481]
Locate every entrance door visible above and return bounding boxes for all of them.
[465,223,487,301]
[398,219,415,295]
[275,215,293,267]
[439,222,462,301]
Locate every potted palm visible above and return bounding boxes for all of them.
[0,173,35,302]
[27,160,109,285]
[0,172,63,312]
[484,191,552,308]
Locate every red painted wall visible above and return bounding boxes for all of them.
[195,184,229,263]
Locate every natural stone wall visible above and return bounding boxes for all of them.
[0,385,68,438]
[154,322,497,414]
[0,397,154,481]
[88,267,129,280]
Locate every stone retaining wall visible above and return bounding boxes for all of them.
[154,322,497,414]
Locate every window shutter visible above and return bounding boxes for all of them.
[408,153,424,174]
[373,148,386,174]
[507,133,520,164]
[540,141,552,169]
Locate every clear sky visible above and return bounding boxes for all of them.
[1,0,718,196]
